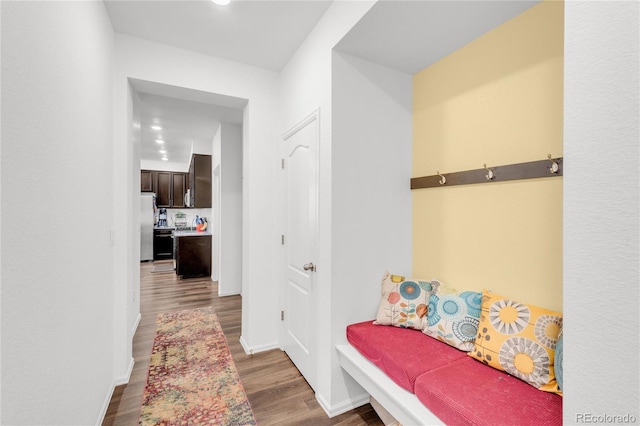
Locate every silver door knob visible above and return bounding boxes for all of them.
[303,262,316,272]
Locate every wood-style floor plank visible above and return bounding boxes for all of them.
[103,261,383,425]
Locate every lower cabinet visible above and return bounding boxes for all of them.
[175,235,211,278]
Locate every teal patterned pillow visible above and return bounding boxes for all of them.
[422,288,482,351]
[555,329,563,391]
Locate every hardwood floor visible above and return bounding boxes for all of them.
[103,261,383,425]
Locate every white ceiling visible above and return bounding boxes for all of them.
[104,0,331,166]
[335,0,540,75]
[105,0,539,166]
[103,0,333,71]
[133,81,246,166]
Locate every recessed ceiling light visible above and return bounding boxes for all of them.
[159,149,167,154]
[151,125,162,131]
[212,0,230,5]
[162,157,168,161]
[155,139,165,144]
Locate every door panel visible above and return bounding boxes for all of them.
[282,110,319,391]
[287,279,309,353]
[172,173,186,208]
[155,171,171,207]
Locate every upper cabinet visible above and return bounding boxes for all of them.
[141,170,187,208]
[155,171,172,206]
[141,170,153,192]
[155,171,187,208]
[141,155,210,208]
[172,173,187,208]
[188,154,212,208]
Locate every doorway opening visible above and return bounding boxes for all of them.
[130,78,247,302]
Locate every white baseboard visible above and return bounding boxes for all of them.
[131,312,141,336]
[99,313,140,425]
[96,381,117,426]
[239,335,279,355]
[115,357,135,386]
[97,357,134,425]
[316,391,370,418]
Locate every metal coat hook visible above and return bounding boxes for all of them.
[438,171,446,185]
[484,163,495,180]
[548,154,560,174]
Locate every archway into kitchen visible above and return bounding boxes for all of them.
[132,78,246,299]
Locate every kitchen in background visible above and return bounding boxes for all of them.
[140,153,213,278]
[134,82,244,292]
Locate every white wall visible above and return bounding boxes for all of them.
[111,73,136,389]
[212,126,222,282]
[1,2,117,424]
[113,34,282,375]
[563,1,639,421]
[281,0,416,416]
[130,82,142,342]
[141,159,189,173]
[193,138,213,156]
[330,52,413,412]
[215,123,243,296]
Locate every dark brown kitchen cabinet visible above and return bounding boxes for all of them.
[188,154,212,208]
[141,161,204,208]
[141,170,153,192]
[154,171,187,208]
[155,172,172,206]
[175,235,211,278]
[172,173,186,208]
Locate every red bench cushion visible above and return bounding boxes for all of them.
[414,357,562,425]
[346,320,467,392]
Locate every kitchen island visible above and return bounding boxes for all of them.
[174,230,211,279]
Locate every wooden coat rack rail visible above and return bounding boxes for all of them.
[410,156,563,190]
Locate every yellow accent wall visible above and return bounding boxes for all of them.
[412,1,564,311]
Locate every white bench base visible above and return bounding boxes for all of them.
[336,344,444,426]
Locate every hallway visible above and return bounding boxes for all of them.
[103,261,383,425]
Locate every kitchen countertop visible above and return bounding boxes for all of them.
[174,229,212,237]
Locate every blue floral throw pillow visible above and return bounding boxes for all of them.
[422,287,483,351]
[374,271,441,330]
[555,329,563,391]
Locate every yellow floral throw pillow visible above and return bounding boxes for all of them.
[469,289,563,394]
[374,271,440,330]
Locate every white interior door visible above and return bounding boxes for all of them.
[282,110,319,391]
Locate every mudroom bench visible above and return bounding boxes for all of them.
[337,320,563,426]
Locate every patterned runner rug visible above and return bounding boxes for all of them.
[139,306,256,425]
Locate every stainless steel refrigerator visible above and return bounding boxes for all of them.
[140,193,155,261]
